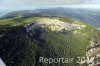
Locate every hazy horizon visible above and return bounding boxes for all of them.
[0,0,100,11]
[0,0,100,17]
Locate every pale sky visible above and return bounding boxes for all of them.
[0,0,100,10]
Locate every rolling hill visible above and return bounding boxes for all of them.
[0,15,100,66]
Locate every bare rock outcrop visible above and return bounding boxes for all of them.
[86,36,100,66]
[25,18,86,32]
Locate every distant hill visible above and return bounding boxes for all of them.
[0,8,100,28]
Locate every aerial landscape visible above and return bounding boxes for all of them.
[0,0,100,66]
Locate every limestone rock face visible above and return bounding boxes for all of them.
[25,18,86,32]
[86,37,100,66]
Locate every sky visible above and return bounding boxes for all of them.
[0,0,100,10]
